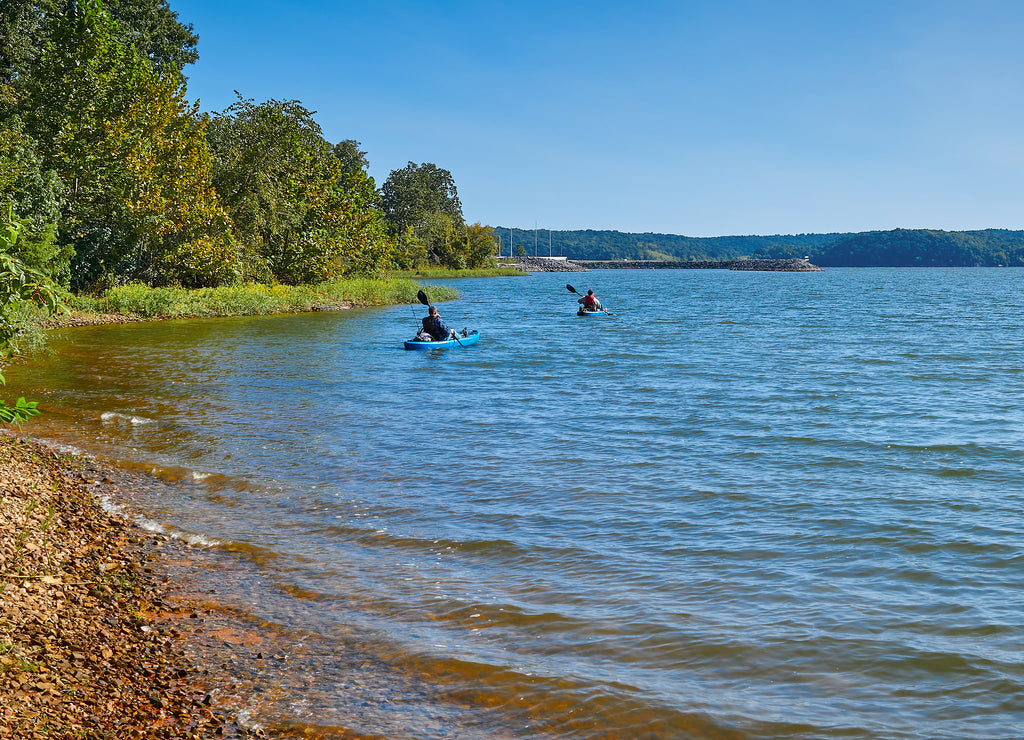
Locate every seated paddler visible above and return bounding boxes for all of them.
[421,305,455,341]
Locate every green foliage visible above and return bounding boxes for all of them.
[380,162,467,268]
[389,225,429,270]
[814,229,1024,267]
[102,0,199,73]
[332,139,370,181]
[380,162,464,235]
[21,0,234,290]
[420,211,463,269]
[502,227,1024,266]
[0,393,39,424]
[208,96,395,283]
[0,0,198,84]
[0,206,56,425]
[0,85,69,284]
[0,211,59,352]
[463,223,499,268]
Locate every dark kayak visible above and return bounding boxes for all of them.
[404,330,480,350]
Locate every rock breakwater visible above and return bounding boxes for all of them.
[502,257,589,272]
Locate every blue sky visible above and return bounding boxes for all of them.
[170,0,1024,237]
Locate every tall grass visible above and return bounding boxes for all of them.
[65,277,461,320]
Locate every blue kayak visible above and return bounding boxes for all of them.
[577,309,606,317]
[404,330,480,350]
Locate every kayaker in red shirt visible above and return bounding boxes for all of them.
[578,289,603,312]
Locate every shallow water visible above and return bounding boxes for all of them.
[8,268,1024,738]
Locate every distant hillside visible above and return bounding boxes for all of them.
[498,227,1024,266]
[496,228,849,261]
[810,229,1024,267]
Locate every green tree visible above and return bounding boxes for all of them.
[332,139,369,180]
[1,0,198,84]
[208,96,394,282]
[0,84,69,283]
[102,0,199,72]
[389,225,428,270]
[328,137,394,274]
[463,223,498,268]
[421,211,463,269]
[22,0,234,289]
[379,161,465,267]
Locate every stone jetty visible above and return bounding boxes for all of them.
[503,257,589,272]
[504,257,822,272]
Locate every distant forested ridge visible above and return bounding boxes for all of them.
[809,229,1024,267]
[496,229,848,261]
[497,227,1024,267]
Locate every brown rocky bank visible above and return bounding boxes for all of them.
[0,434,268,738]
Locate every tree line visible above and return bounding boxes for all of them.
[0,0,499,297]
[495,228,848,262]
[799,229,1024,267]
[505,227,1024,267]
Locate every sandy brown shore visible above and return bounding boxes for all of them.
[0,434,268,738]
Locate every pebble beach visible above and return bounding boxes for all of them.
[0,434,263,738]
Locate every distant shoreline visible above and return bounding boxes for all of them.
[503,257,823,272]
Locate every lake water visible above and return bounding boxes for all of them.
[7,268,1024,739]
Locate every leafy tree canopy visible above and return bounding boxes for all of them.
[380,162,463,237]
[21,0,233,289]
[208,96,394,282]
[380,162,466,267]
[0,0,198,84]
[332,139,369,179]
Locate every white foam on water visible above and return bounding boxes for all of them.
[235,709,264,732]
[18,435,89,458]
[134,514,221,547]
[98,494,123,515]
[101,411,154,425]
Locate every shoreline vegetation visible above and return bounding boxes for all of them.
[44,270,524,327]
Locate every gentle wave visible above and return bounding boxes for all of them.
[7,268,1024,738]
[100,410,155,425]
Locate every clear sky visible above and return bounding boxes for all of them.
[169,0,1024,237]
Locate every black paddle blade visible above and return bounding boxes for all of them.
[417,290,430,306]
[566,284,579,294]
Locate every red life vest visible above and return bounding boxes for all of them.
[584,294,598,309]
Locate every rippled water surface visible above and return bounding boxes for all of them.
[8,268,1024,738]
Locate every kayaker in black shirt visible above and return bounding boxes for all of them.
[422,305,455,341]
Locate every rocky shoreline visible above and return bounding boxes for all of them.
[501,257,589,272]
[0,435,263,738]
[504,257,822,272]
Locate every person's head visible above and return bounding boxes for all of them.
[587,289,593,296]
[429,306,439,317]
